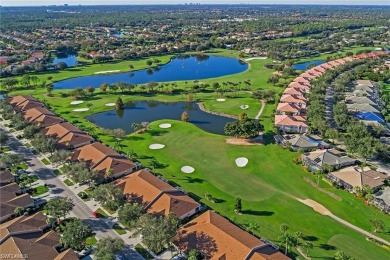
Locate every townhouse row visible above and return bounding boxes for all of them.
[275,51,388,134]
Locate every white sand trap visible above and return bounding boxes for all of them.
[105,103,116,106]
[181,166,195,173]
[70,100,84,105]
[94,70,120,74]
[216,98,226,102]
[245,57,267,61]
[72,108,90,112]
[159,123,172,129]
[149,144,165,150]
[240,105,249,110]
[235,157,248,167]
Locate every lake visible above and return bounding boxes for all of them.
[86,101,235,135]
[52,55,78,67]
[54,55,248,89]
[292,60,325,70]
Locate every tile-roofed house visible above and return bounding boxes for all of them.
[33,114,64,128]
[0,212,48,243]
[41,123,94,149]
[346,103,381,114]
[275,115,308,133]
[327,166,388,192]
[288,82,311,93]
[93,157,138,180]
[345,96,378,106]
[0,231,78,260]
[299,72,316,80]
[23,107,54,122]
[173,210,290,260]
[277,134,329,151]
[302,149,357,172]
[306,69,323,77]
[276,103,303,116]
[283,87,305,96]
[146,190,201,220]
[115,169,200,219]
[280,95,307,108]
[0,183,34,223]
[8,95,38,107]
[16,100,44,112]
[293,77,311,85]
[71,142,120,168]
[0,170,15,186]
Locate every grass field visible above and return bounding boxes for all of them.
[94,120,390,259]
[63,178,74,186]
[32,185,49,197]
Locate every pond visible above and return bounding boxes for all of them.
[52,55,78,67]
[54,55,248,89]
[86,101,235,135]
[292,60,325,70]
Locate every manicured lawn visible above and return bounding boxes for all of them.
[85,236,97,246]
[24,143,32,148]
[95,120,390,259]
[53,169,62,176]
[77,191,90,201]
[135,244,154,260]
[1,146,11,153]
[103,206,116,215]
[113,223,127,235]
[32,185,49,197]
[95,208,108,218]
[63,179,74,186]
[40,158,51,165]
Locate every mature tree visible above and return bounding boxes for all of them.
[117,203,144,229]
[109,128,126,148]
[146,60,153,66]
[303,242,313,257]
[94,237,124,260]
[69,88,85,99]
[45,197,74,223]
[134,213,179,253]
[252,89,276,102]
[63,162,96,186]
[0,153,24,168]
[100,83,108,93]
[188,249,203,260]
[86,86,95,95]
[49,150,72,166]
[181,111,189,122]
[31,133,56,155]
[116,97,124,110]
[238,112,248,122]
[0,131,9,149]
[61,219,93,251]
[224,119,262,138]
[234,198,242,214]
[23,124,39,139]
[18,173,34,190]
[267,75,279,86]
[280,224,289,235]
[56,61,68,70]
[369,219,385,233]
[334,251,355,260]
[14,206,24,216]
[92,183,123,211]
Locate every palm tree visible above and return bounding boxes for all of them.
[303,242,313,257]
[280,224,289,235]
[247,222,260,235]
[14,206,24,216]
[294,231,302,246]
[280,233,294,255]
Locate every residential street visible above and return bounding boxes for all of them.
[0,124,143,260]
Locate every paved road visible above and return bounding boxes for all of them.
[1,126,143,260]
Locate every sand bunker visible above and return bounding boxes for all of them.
[240,105,249,110]
[235,157,248,167]
[159,123,172,129]
[245,57,267,61]
[216,98,226,102]
[149,144,165,150]
[72,108,90,112]
[181,166,195,173]
[70,101,84,105]
[94,70,120,74]
[105,103,116,106]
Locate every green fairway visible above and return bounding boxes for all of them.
[94,120,390,259]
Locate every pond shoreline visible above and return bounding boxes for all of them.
[197,102,238,120]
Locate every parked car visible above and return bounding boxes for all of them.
[92,211,99,218]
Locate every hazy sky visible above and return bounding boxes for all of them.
[2,0,390,6]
